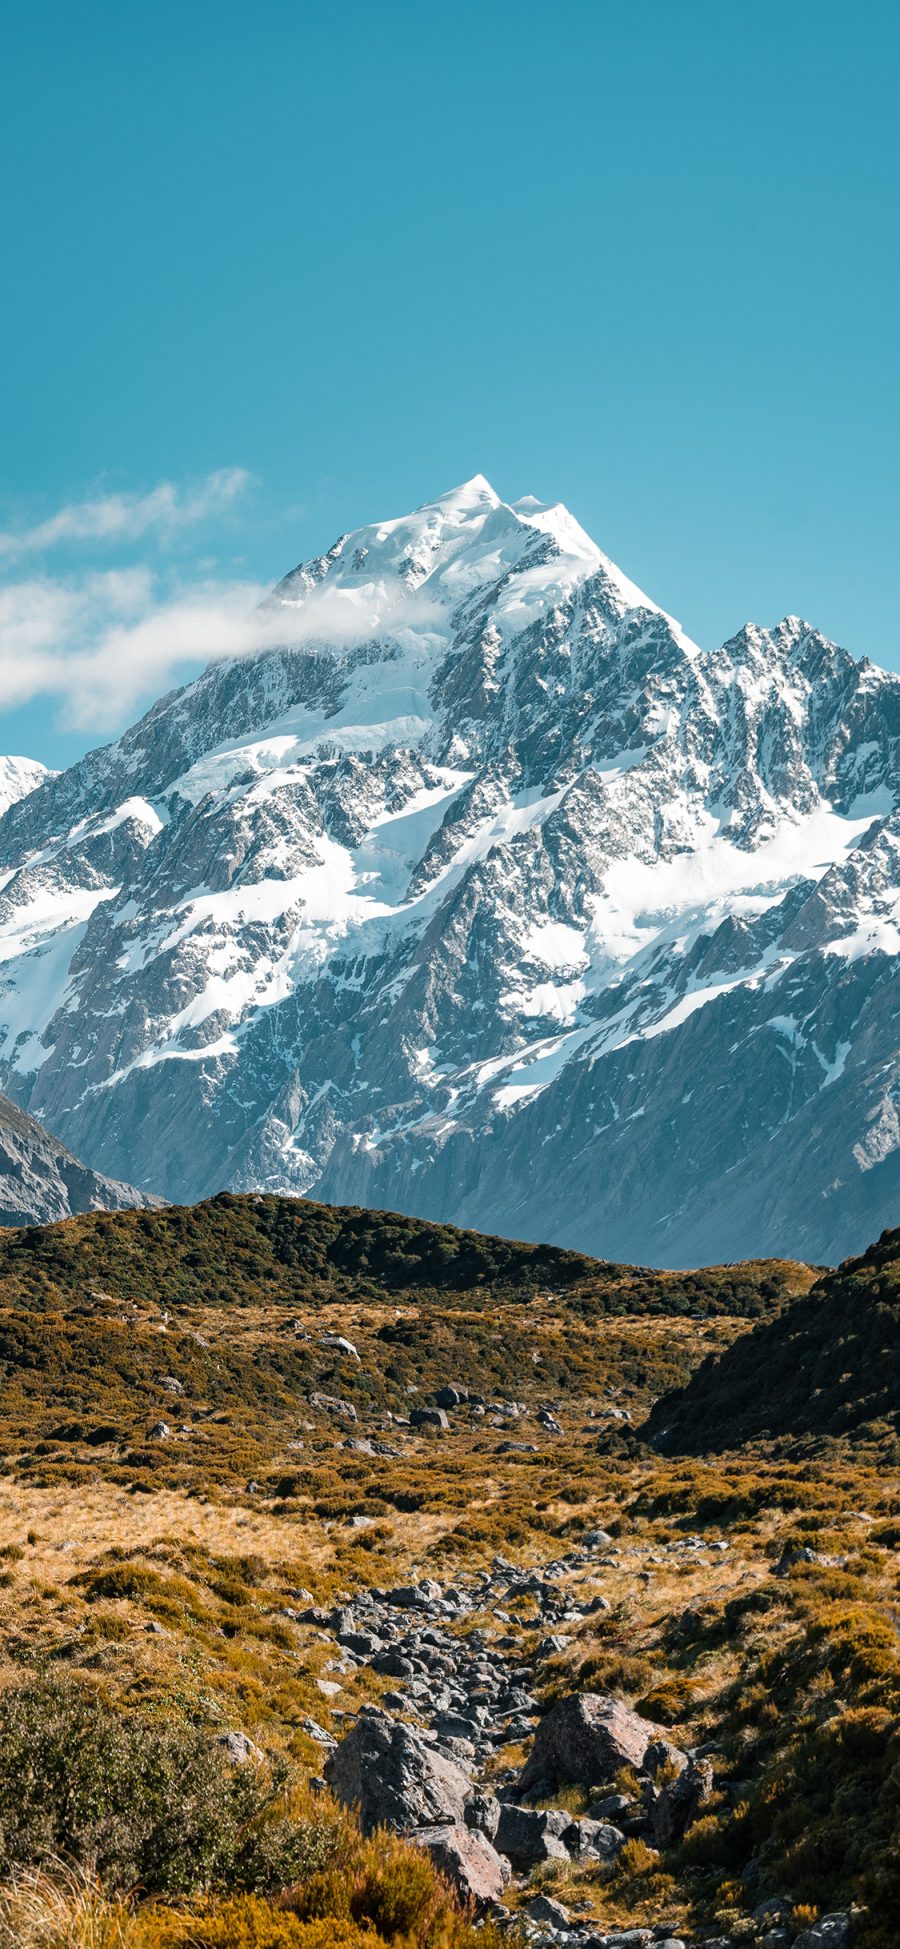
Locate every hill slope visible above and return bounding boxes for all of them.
[643,1224,900,1455]
[0,1189,809,1317]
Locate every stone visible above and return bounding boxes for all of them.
[643,1736,689,1777]
[464,1786,501,1840]
[793,1917,853,1949]
[411,1823,507,1906]
[319,1333,360,1359]
[525,1893,571,1927]
[324,1711,471,1833]
[588,1792,632,1818]
[518,1692,657,1795]
[494,1801,572,1867]
[433,1385,467,1409]
[650,1756,713,1847]
[218,1730,263,1766]
[410,1406,449,1430]
[566,1815,625,1860]
[309,1392,357,1422]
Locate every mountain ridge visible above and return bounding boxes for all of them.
[0,1089,159,1227]
[0,476,899,1263]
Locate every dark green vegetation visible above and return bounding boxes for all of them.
[0,1193,811,1496]
[646,1223,900,1458]
[0,1673,316,1894]
[0,1190,810,1317]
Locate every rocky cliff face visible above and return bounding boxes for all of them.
[0,1091,158,1227]
[0,475,897,1263]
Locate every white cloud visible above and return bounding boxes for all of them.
[0,468,251,562]
[0,564,444,734]
[0,469,448,741]
[0,570,270,728]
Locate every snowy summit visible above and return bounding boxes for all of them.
[0,476,897,1265]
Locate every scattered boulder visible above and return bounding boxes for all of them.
[567,1814,625,1860]
[320,1334,360,1360]
[411,1822,507,1905]
[650,1756,713,1847]
[463,1785,501,1840]
[793,1917,853,1949]
[324,1711,471,1833]
[218,1730,263,1766]
[309,1392,357,1422]
[518,1692,657,1795]
[433,1385,467,1409]
[410,1406,449,1430]
[494,1801,572,1867]
[526,1892,571,1927]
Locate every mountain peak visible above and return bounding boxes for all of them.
[0,477,895,1271]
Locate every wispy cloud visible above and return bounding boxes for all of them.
[0,562,443,733]
[0,468,251,562]
[0,469,446,741]
[0,570,270,728]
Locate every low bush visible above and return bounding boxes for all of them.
[0,1675,335,1895]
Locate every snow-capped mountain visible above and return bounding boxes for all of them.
[0,755,54,819]
[0,1090,158,1227]
[0,473,899,1265]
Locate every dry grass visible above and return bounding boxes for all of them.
[0,1865,136,1948]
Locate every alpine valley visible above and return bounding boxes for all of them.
[2,475,900,1265]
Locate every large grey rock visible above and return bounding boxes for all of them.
[518,1692,657,1795]
[324,1711,471,1833]
[463,1787,501,1839]
[793,1917,853,1949]
[650,1755,713,1846]
[494,1802,572,1867]
[526,1893,571,1927]
[567,1814,625,1860]
[411,1823,507,1906]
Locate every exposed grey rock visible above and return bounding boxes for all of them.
[409,1406,449,1431]
[518,1692,657,1795]
[0,1091,158,1228]
[324,1711,471,1833]
[463,1786,501,1840]
[434,1386,467,1409]
[494,1802,572,1867]
[411,1823,507,1905]
[218,1730,263,1765]
[793,1917,853,1949]
[650,1756,713,1846]
[566,1815,625,1860]
[525,1893,571,1927]
[309,1393,357,1422]
[320,1333,360,1359]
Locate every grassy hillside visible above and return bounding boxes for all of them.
[643,1223,900,1458]
[0,1190,812,1317]
[0,1194,894,1945]
[0,1194,813,1496]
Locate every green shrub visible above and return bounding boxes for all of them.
[0,1675,335,1896]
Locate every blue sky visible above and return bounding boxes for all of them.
[1,0,898,772]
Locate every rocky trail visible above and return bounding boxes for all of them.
[290,1545,849,1949]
